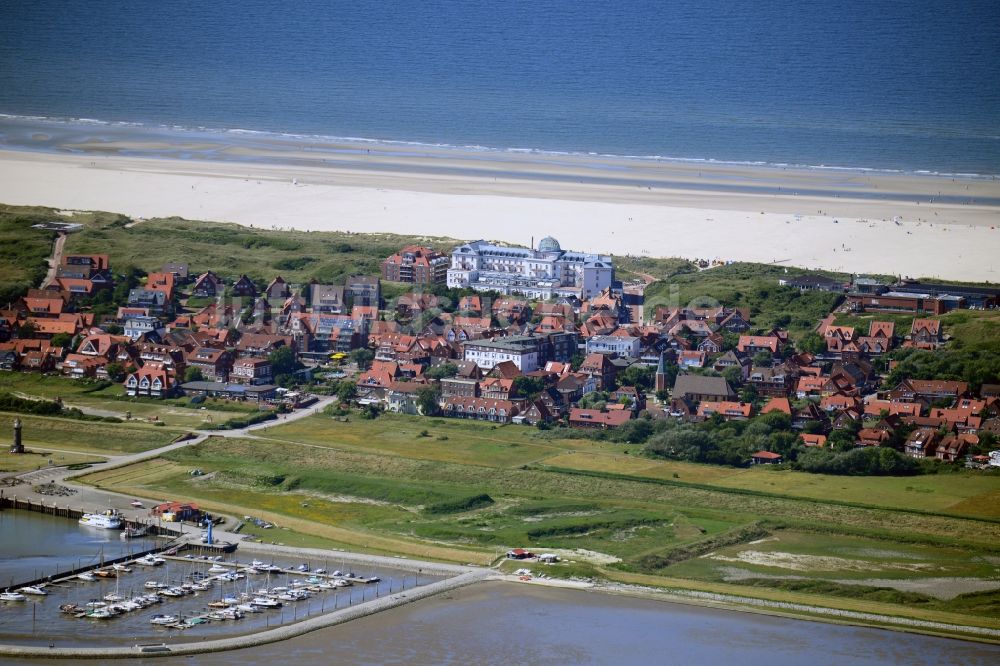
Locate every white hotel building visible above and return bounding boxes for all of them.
[446,236,614,300]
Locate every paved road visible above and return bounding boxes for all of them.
[6,395,338,542]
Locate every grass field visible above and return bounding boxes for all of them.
[0,412,179,455]
[0,449,103,475]
[0,206,57,303]
[0,372,258,428]
[263,413,609,468]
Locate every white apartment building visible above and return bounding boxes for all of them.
[463,336,543,372]
[585,335,640,358]
[447,236,613,300]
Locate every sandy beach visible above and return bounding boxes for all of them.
[1,143,998,281]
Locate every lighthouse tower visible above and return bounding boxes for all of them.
[10,418,24,454]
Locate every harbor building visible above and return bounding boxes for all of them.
[446,236,614,300]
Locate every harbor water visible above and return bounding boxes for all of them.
[3,582,997,665]
[0,509,157,589]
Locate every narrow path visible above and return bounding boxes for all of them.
[40,231,66,288]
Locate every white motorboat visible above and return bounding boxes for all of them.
[19,585,47,596]
[208,564,229,573]
[103,593,124,602]
[137,555,165,566]
[112,563,132,573]
[0,591,26,602]
[236,603,261,613]
[250,596,281,608]
[144,581,168,590]
[79,508,124,529]
[77,572,96,582]
[150,614,179,625]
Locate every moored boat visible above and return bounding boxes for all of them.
[150,614,179,625]
[0,591,26,602]
[79,508,124,529]
[19,585,47,596]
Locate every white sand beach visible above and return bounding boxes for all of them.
[1,147,998,280]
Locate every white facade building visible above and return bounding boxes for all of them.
[463,336,543,372]
[447,236,613,300]
[585,335,640,358]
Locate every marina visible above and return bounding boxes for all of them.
[0,510,446,649]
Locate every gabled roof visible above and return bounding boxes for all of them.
[762,397,792,415]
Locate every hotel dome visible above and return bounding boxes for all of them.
[537,236,561,253]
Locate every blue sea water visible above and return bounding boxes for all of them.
[1,0,998,173]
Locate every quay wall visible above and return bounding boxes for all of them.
[0,569,494,660]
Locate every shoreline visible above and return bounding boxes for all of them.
[1,147,999,281]
[5,112,1000,180]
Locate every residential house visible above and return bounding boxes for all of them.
[386,381,422,414]
[713,350,750,381]
[162,262,189,283]
[441,396,519,423]
[697,401,753,421]
[185,347,233,382]
[678,350,707,369]
[936,434,978,462]
[128,288,169,315]
[55,254,112,296]
[800,433,827,448]
[229,358,273,386]
[235,332,292,359]
[382,246,448,284]
[585,335,640,358]
[751,451,783,465]
[904,428,940,458]
[265,276,291,301]
[568,408,633,429]
[124,316,162,341]
[856,428,891,447]
[909,318,943,348]
[747,366,792,398]
[231,275,258,298]
[191,271,223,298]
[762,397,792,416]
[737,335,781,356]
[463,335,543,372]
[124,364,176,398]
[578,352,617,390]
[345,275,381,307]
